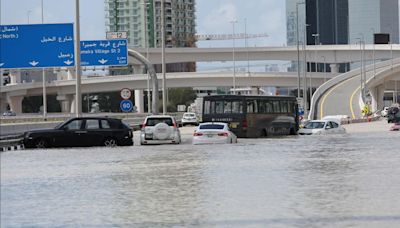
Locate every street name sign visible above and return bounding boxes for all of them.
[80,39,128,67]
[0,23,74,69]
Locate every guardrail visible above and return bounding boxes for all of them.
[0,134,24,152]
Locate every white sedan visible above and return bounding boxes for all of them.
[298,119,346,135]
[193,122,237,145]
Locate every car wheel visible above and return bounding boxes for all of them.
[35,138,48,148]
[104,138,117,147]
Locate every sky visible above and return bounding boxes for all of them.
[0,0,286,47]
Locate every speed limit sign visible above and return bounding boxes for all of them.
[120,88,132,100]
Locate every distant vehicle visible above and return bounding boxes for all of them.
[390,122,400,131]
[140,115,181,145]
[23,117,133,148]
[181,112,199,126]
[381,107,389,117]
[202,95,299,138]
[2,110,16,116]
[387,107,399,123]
[193,122,237,145]
[298,119,346,135]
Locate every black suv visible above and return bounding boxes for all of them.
[24,117,133,148]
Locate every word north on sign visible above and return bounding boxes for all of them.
[0,23,74,69]
[80,39,128,67]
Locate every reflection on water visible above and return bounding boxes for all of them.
[1,131,400,227]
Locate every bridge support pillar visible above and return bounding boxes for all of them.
[57,94,73,113]
[330,64,339,74]
[133,64,144,74]
[135,90,144,113]
[9,71,21,85]
[0,96,9,113]
[7,95,24,114]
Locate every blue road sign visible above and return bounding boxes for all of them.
[0,23,74,69]
[120,100,133,112]
[80,39,128,67]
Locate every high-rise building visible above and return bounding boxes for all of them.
[349,0,399,44]
[105,0,196,72]
[287,0,399,45]
[105,0,196,48]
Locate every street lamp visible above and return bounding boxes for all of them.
[370,28,376,79]
[41,0,47,120]
[356,36,365,102]
[27,10,32,24]
[74,0,82,117]
[161,0,166,114]
[311,33,319,100]
[141,0,151,113]
[244,18,250,76]
[303,23,310,116]
[230,19,238,94]
[296,1,305,100]
[321,55,326,82]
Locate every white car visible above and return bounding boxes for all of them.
[381,107,389,117]
[193,122,237,145]
[298,119,346,135]
[140,115,181,145]
[181,112,199,126]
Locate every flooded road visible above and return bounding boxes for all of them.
[1,122,400,227]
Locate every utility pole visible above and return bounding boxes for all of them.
[161,0,166,114]
[74,0,82,117]
[230,19,238,94]
[41,0,47,120]
[141,0,151,113]
[296,1,305,100]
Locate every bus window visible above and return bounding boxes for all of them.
[204,101,211,114]
[232,101,243,113]
[266,101,273,113]
[224,101,232,113]
[273,101,281,113]
[215,101,224,114]
[281,101,288,113]
[247,100,258,113]
[258,100,266,113]
[211,101,216,114]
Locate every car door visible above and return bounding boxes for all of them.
[53,119,85,147]
[81,119,106,146]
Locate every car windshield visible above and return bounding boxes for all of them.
[304,121,325,129]
[146,117,174,126]
[199,124,225,130]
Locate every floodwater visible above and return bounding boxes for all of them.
[1,123,400,227]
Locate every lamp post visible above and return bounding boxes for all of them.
[390,41,393,70]
[311,33,319,100]
[41,0,47,120]
[303,24,310,117]
[141,0,151,113]
[244,18,250,76]
[296,1,305,100]
[230,19,238,94]
[356,37,364,102]
[74,0,82,117]
[370,28,376,79]
[27,10,32,24]
[161,0,166,114]
[321,55,326,82]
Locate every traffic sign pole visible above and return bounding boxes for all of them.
[75,0,82,117]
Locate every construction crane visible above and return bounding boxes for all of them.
[195,33,268,41]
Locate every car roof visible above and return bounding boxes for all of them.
[146,115,174,118]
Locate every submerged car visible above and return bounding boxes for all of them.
[193,122,237,145]
[23,117,133,148]
[140,115,181,145]
[181,112,199,126]
[298,119,346,135]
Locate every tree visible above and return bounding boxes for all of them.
[167,88,197,112]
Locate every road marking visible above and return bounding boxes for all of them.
[349,86,361,119]
[320,78,352,119]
